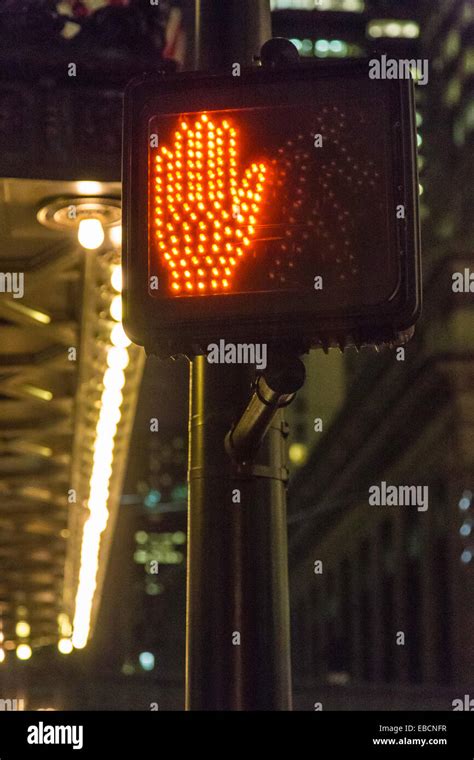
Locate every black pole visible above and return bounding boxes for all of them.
[185,0,292,712]
[186,359,292,709]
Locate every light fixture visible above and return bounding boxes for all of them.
[111,323,132,349]
[37,196,121,251]
[110,265,122,293]
[77,218,105,250]
[72,266,131,648]
[109,295,123,322]
[15,621,30,638]
[16,644,32,661]
[58,638,73,655]
[109,225,122,248]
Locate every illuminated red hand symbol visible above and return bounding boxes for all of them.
[152,114,268,295]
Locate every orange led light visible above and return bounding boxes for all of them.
[151,114,268,295]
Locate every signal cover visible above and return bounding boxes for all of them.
[123,61,421,357]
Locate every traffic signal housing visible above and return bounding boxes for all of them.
[123,60,421,357]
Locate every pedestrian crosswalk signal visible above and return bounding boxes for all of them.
[123,61,421,357]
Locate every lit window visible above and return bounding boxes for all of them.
[444,77,461,107]
[270,0,364,9]
[367,19,420,39]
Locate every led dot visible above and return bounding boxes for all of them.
[211,280,217,289]
[186,282,193,290]
[198,282,205,290]
[222,279,229,288]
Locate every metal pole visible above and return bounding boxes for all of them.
[187,358,292,710]
[185,0,292,712]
